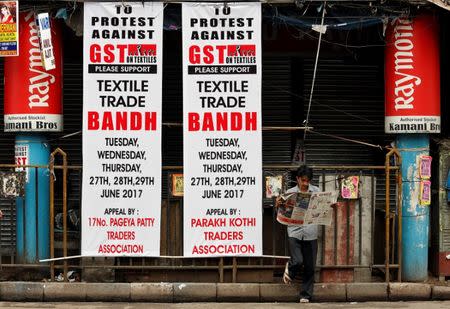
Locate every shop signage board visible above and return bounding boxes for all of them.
[182,2,262,257]
[385,15,440,133]
[4,11,62,132]
[0,1,18,56]
[82,2,163,256]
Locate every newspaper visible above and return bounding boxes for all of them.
[276,191,338,226]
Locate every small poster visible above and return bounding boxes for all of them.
[341,176,359,199]
[419,155,432,179]
[14,144,29,182]
[36,12,55,71]
[265,175,282,198]
[292,139,305,164]
[0,1,18,56]
[419,180,431,206]
[171,173,184,197]
[0,171,25,198]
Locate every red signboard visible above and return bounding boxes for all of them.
[3,11,63,132]
[385,15,440,133]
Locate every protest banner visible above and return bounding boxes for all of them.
[82,2,163,256]
[182,2,262,257]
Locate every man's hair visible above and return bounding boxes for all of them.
[296,165,313,180]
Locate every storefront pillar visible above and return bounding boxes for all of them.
[385,13,440,282]
[397,134,429,281]
[4,11,63,264]
[15,135,50,263]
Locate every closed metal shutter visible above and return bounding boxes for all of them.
[162,53,182,167]
[300,58,396,212]
[262,57,294,163]
[302,58,386,165]
[0,60,15,160]
[53,61,83,213]
[54,62,83,165]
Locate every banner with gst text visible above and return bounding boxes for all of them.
[182,2,262,257]
[82,2,163,256]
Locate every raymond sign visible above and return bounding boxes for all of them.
[182,3,262,257]
[4,11,62,132]
[385,15,440,133]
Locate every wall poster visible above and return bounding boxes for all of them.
[0,1,18,56]
[341,175,359,199]
[82,2,163,256]
[182,2,262,257]
[419,180,431,206]
[419,155,432,179]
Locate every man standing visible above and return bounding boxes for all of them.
[282,165,319,303]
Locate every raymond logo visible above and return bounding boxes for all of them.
[393,19,421,110]
[384,15,440,133]
[24,11,56,109]
[3,11,63,132]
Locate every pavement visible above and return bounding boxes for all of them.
[0,302,450,309]
[0,282,449,302]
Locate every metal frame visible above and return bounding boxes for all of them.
[0,149,402,283]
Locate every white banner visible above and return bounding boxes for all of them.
[182,2,262,257]
[82,2,163,256]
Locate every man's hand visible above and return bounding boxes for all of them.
[275,196,282,208]
[0,210,3,219]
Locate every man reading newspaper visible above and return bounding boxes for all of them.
[275,165,338,303]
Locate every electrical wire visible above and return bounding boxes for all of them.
[261,81,381,125]
[306,128,388,150]
[303,2,326,141]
